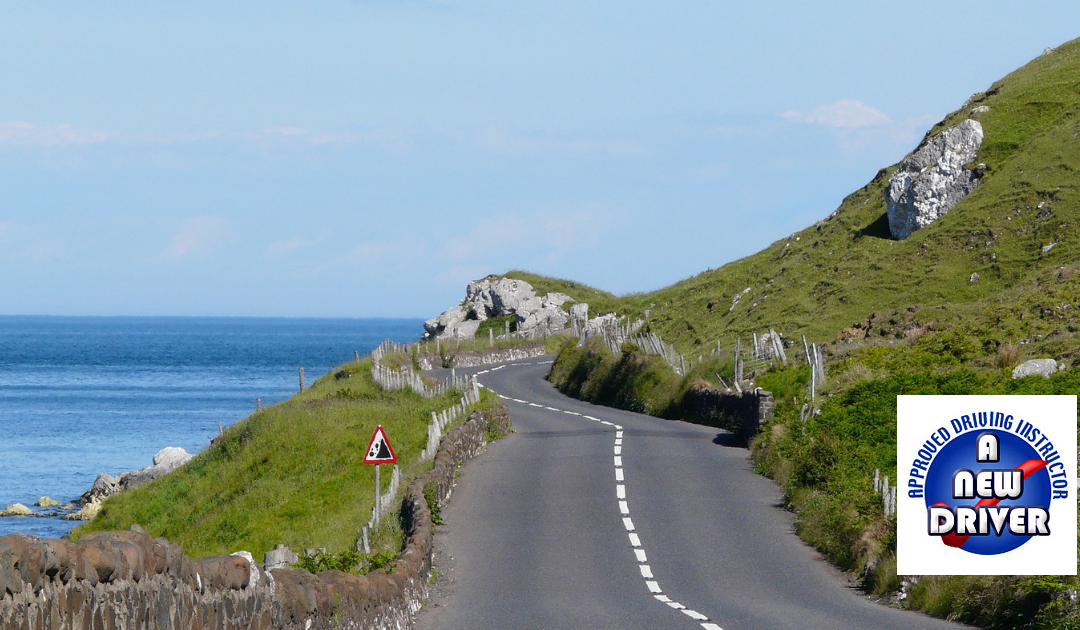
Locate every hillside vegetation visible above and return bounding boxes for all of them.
[75,359,496,564]
[538,38,1080,630]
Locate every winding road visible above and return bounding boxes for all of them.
[415,359,965,630]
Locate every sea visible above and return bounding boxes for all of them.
[0,316,424,540]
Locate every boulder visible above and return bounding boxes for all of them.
[516,307,569,333]
[152,446,193,469]
[569,302,589,321]
[422,305,470,340]
[34,497,61,508]
[887,119,984,240]
[489,278,537,316]
[1012,359,1058,379]
[61,499,102,521]
[464,277,498,319]
[81,473,120,504]
[542,292,572,309]
[442,319,480,340]
[0,503,32,517]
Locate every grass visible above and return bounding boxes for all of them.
[538,37,1080,629]
[74,357,499,563]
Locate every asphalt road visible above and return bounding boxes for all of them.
[415,359,965,630]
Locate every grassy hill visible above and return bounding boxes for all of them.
[75,359,497,564]
[515,39,1080,365]
[528,38,1080,630]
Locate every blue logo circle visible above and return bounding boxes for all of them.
[923,430,1050,555]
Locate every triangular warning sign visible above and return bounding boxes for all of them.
[363,425,397,464]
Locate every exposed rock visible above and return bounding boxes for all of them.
[1042,243,1057,254]
[542,292,572,309]
[81,473,120,504]
[152,446,193,469]
[118,447,194,493]
[0,503,32,517]
[970,272,980,282]
[61,499,102,521]
[489,278,537,316]
[34,497,61,508]
[516,306,569,333]
[887,119,984,240]
[970,105,990,115]
[1012,359,1058,379]
[569,302,589,321]
[1043,46,1056,56]
[423,276,576,340]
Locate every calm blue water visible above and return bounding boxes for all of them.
[0,316,422,539]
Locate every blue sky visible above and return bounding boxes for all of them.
[2,2,1078,317]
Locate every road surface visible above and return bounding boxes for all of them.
[415,359,964,630]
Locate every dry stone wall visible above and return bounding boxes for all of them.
[681,385,773,444]
[416,342,546,370]
[0,406,511,630]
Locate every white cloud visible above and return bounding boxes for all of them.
[781,99,892,129]
[164,216,226,260]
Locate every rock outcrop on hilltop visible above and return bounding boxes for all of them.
[887,118,985,240]
[423,276,575,340]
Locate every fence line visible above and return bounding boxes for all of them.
[874,468,897,517]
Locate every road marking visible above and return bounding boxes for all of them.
[477,370,489,375]
[471,364,722,630]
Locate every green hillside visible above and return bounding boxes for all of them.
[532,38,1080,630]
[517,39,1080,362]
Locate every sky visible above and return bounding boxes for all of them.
[2,2,1079,318]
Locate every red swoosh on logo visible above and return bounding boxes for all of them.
[932,459,1048,548]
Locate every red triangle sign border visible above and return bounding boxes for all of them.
[363,425,397,464]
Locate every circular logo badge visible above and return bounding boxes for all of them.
[923,430,1050,555]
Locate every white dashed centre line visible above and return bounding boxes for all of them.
[475,363,724,630]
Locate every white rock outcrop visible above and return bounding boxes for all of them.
[0,503,32,517]
[1012,359,1058,379]
[423,276,576,340]
[887,119,984,240]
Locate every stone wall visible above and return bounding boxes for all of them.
[416,343,546,370]
[681,385,773,444]
[0,406,511,630]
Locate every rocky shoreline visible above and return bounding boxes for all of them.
[0,446,195,525]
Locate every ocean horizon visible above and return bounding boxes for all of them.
[0,315,424,540]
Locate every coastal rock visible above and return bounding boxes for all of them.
[34,497,60,508]
[569,302,589,321]
[543,292,572,309]
[61,499,101,521]
[1012,358,1058,379]
[119,447,194,492]
[0,503,32,517]
[81,472,121,504]
[886,119,984,240]
[442,319,480,340]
